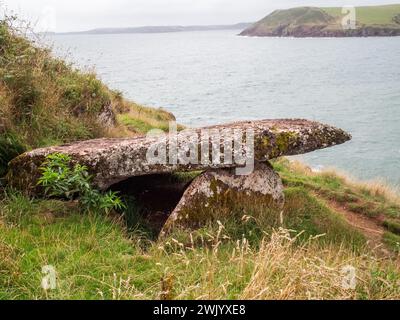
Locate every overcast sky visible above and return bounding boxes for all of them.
[0,0,396,32]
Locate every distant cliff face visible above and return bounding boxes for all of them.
[240,5,400,37]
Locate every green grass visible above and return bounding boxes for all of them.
[383,232,400,253]
[259,7,335,26]
[1,183,399,300]
[383,219,400,236]
[117,114,168,134]
[0,157,399,300]
[117,103,183,134]
[322,4,400,25]
[280,187,365,248]
[0,209,149,299]
[274,159,400,236]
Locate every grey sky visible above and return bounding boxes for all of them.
[1,0,396,32]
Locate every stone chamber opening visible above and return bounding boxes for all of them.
[108,172,200,238]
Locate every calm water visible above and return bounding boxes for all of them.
[48,31,400,186]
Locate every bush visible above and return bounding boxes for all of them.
[38,153,125,214]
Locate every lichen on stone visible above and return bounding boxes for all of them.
[160,162,285,235]
[7,119,351,193]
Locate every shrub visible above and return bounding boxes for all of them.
[38,153,125,214]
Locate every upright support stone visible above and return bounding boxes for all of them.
[160,162,284,236]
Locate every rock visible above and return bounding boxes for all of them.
[240,24,400,37]
[7,119,351,193]
[97,103,116,127]
[160,162,284,236]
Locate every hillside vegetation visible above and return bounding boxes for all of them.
[0,17,175,177]
[240,4,400,37]
[0,17,399,300]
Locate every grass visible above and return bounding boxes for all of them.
[383,232,400,253]
[259,7,335,26]
[0,17,175,176]
[274,159,400,238]
[1,180,399,300]
[383,220,400,235]
[118,115,168,134]
[117,102,183,134]
[274,159,400,259]
[323,4,400,26]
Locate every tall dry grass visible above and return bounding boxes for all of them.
[286,159,400,205]
[240,229,398,299]
[95,228,400,300]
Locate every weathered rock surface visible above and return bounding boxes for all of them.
[97,103,117,128]
[7,119,351,193]
[240,24,400,37]
[160,162,284,236]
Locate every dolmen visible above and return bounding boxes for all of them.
[7,119,351,233]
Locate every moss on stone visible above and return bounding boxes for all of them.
[171,184,278,229]
[275,131,299,154]
[255,130,299,160]
[162,164,285,233]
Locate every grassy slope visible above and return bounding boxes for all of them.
[275,159,400,253]
[322,4,400,26]
[257,7,335,27]
[0,19,175,176]
[1,160,400,300]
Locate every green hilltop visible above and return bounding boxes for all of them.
[240,4,400,37]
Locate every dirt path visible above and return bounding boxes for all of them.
[315,195,391,256]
